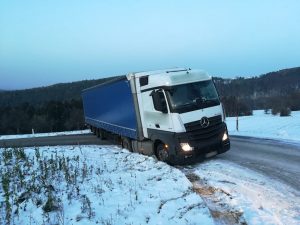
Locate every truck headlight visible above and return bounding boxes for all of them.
[222,132,228,141]
[180,143,194,151]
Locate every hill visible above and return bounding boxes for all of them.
[214,67,300,116]
[0,76,120,107]
[0,76,121,135]
[214,67,300,99]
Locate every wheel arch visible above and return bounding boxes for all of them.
[154,139,164,156]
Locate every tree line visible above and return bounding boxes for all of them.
[0,77,117,107]
[214,67,300,117]
[0,68,299,135]
[0,100,85,135]
[0,76,118,135]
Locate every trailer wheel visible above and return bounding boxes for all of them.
[96,129,106,140]
[92,127,96,135]
[99,130,106,140]
[156,143,169,162]
[122,137,133,152]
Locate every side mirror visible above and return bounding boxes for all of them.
[151,90,168,113]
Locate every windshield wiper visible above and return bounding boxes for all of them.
[173,98,219,111]
[203,99,219,104]
[173,102,196,109]
[192,97,219,107]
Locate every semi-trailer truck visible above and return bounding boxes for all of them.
[82,68,230,164]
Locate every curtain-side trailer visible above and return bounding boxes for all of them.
[82,68,230,164]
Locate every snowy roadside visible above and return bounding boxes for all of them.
[0,129,92,140]
[0,145,213,225]
[180,159,300,225]
[226,110,300,143]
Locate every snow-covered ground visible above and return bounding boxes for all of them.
[2,145,299,225]
[226,110,300,143]
[0,145,213,225]
[0,129,91,140]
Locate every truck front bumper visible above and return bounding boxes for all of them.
[168,123,230,165]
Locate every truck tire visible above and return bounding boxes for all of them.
[156,143,169,162]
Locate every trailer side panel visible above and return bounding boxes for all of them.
[82,78,137,139]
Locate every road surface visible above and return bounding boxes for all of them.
[218,136,300,191]
[0,133,112,148]
[1,134,299,190]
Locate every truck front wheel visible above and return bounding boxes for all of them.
[156,143,169,162]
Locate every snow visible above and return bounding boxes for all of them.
[226,110,300,143]
[0,145,213,225]
[0,129,92,140]
[183,159,300,225]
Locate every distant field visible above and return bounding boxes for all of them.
[226,110,300,142]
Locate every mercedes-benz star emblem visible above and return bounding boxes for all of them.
[200,117,210,128]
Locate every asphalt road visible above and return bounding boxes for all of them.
[217,136,300,191]
[0,134,112,148]
[1,134,299,191]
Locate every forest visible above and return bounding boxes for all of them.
[0,68,299,135]
[0,77,115,135]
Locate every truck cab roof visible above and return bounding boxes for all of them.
[127,68,211,92]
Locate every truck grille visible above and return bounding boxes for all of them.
[184,115,223,142]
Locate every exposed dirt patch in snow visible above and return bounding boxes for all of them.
[185,172,247,225]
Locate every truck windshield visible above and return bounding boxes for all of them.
[165,80,220,113]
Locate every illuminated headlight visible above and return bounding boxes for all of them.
[222,132,228,141]
[180,143,194,152]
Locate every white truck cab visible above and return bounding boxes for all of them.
[127,68,230,164]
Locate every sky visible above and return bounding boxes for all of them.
[0,0,300,90]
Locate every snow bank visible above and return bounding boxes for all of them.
[191,159,300,225]
[226,110,300,142]
[0,129,92,140]
[0,145,213,225]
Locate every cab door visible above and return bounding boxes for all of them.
[140,89,173,137]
